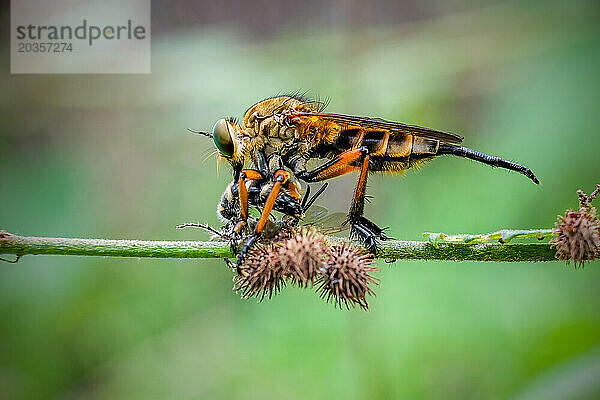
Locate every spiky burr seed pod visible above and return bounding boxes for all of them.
[551,184,600,268]
[233,245,286,301]
[317,242,379,310]
[276,227,329,287]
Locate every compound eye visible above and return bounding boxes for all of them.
[212,119,234,158]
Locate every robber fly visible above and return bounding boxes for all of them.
[195,94,539,265]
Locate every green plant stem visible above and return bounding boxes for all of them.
[0,231,557,262]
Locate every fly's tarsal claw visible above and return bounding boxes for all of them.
[350,217,390,239]
[377,226,394,241]
[349,219,380,254]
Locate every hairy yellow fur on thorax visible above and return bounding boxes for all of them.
[238,96,321,160]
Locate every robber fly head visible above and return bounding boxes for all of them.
[211,117,245,163]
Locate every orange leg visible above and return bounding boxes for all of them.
[235,169,264,233]
[350,153,370,218]
[295,147,363,183]
[255,170,291,234]
[237,169,292,266]
[347,152,391,250]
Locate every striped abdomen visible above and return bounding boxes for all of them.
[321,127,440,173]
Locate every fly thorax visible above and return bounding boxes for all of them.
[243,127,257,138]
[263,140,284,158]
[298,142,311,156]
[265,119,280,137]
[279,126,295,141]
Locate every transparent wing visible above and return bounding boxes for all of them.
[303,204,329,222]
[302,205,349,235]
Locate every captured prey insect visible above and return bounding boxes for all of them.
[212,176,334,255]
[194,94,539,265]
[178,179,338,266]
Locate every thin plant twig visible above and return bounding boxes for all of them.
[0,231,558,262]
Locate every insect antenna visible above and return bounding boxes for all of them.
[438,143,540,184]
[187,128,212,138]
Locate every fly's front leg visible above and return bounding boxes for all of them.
[238,169,292,266]
[235,169,264,234]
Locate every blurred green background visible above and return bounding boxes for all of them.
[1,0,600,399]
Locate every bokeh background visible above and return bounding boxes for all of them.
[1,0,600,398]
